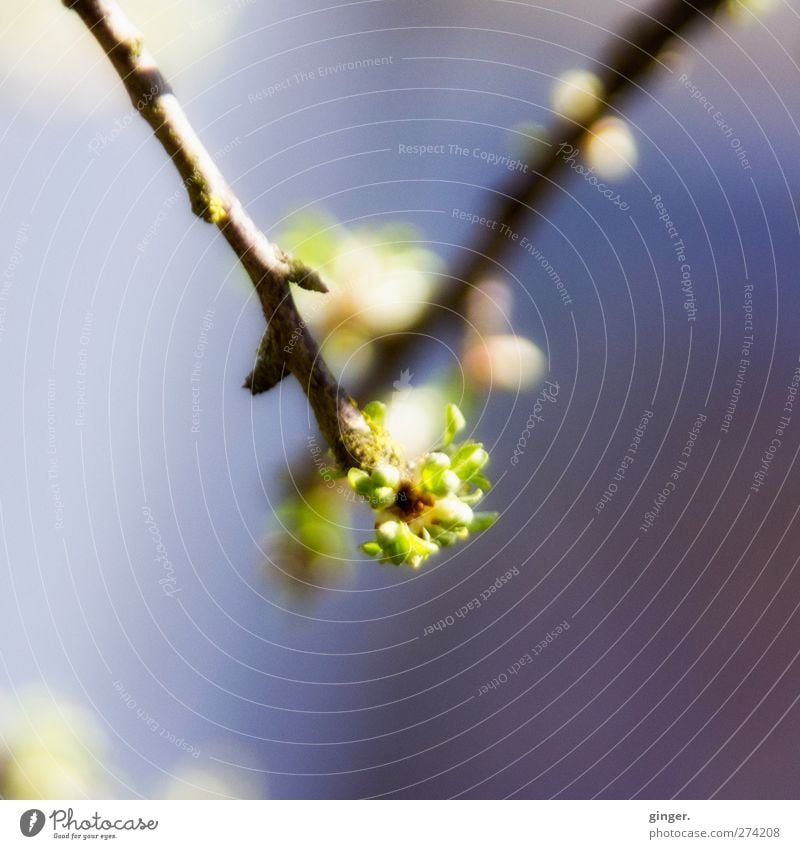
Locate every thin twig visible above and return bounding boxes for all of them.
[64,0,388,470]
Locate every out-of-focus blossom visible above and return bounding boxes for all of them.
[0,688,108,799]
[465,279,514,336]
[586,117,638,180]
[280,213,442,382]
[726,0,779,24]
[463,334,546,391]
[551,70,604,123]
[0,2,241,109]
[463,280,547,391]
[161,764,262,800]
[266,480,354,593]
[384,384,449,458]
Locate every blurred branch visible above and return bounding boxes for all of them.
[63,0,389,470]
[357,0,725,398]
[64,0,726,492]
[280,0,727,536]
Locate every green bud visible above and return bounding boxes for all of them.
[450,440,481,464]
[428,495,474,529]
[426,451,451,468]
[376,520,401,547]
[385,532,412,565]
[371,463,400,489]
[442,470,462,492]
[349,401,497,566]
[363,400,386,425]
[347,467,373,495]
[371,486,397,508]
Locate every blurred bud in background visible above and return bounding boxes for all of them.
[465,279,513,335]
[463,334,546,392]
[160,748,264,800]
[161,766,255,799]
[657,47,691,76]
[280,213,442,383]
[0,1,243,110]
[586,117,638,180]
[385,384,451,458]
[726,0,779,25]
[0,688,109,798]
[462,280,547,392]
[551,70,604,123]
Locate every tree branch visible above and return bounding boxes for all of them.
[64,0,388,471]
[357,0,726,398]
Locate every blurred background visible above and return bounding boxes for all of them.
[2,0,800,799]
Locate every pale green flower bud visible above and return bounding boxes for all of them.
[371,464,401,490]
[371,486,397,508]
[428,495,474,529]
[460,488,484,505]
[376,520,401,547]
[386,532,412,565]
[424,452,450,470]
[363,400,387,425]
[347,467,373,496]
[442,470,462,493]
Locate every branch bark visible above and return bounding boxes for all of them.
[64,0,387,471]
